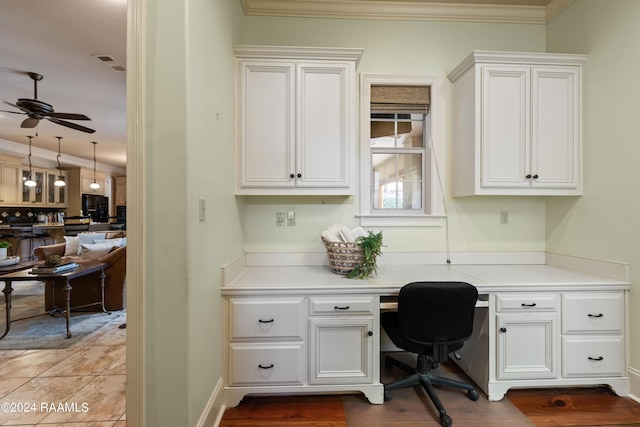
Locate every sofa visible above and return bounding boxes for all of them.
[33,240,126,311]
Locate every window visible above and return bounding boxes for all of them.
[359,75,445,226]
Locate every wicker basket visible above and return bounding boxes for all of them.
[322,236,363,275]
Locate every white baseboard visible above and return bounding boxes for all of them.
[195,377,226,427]
[628,367,640,404]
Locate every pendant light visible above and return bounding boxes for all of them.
[90,141,100,190]
[54,136,66,187]
[25,136,37,187]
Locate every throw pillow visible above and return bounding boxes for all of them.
[93,237,125,247]
[80,242,116,260]
[77,232,107,255]
[63,236,79,256]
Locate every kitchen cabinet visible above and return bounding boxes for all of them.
[0,156,21,206]
[447,51,587,196]
[46,170,68,207]
[495,293,559,380]
[223,292,381,407]
[21,167,46,205]
[234,46,362,195]
[308,296,376,384]
[113,176,126,206]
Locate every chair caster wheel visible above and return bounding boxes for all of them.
[468,389,479,401]
[440,414,452,427]
[384,390,392,401]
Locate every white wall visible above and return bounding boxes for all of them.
[240,17,548,256]
[545,0,640,387]
[141,0,245,425]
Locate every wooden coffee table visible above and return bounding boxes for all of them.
[0,261,107,340]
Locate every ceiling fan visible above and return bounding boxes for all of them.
[0,72,95,134]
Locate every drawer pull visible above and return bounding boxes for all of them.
[258,319,275,323]
[588,313,604,318]
[588,356,604,361]
[258,364,274,369]
[334,305,350,310]
[521,303,537,307]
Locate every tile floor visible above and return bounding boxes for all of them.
[0,287,126,427]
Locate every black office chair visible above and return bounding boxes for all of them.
[381,281,479,427]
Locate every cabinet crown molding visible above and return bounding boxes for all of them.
[448,50,588,83]
[233,45,364,64]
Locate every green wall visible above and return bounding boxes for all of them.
[240,16,547,255]
[545,0,640,386]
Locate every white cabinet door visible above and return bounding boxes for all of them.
[0,163,21,205]
[496,313,558,380]
[309,317,374,384]
[239,62,296,188]
[531,67,580,189]
[481,66,531,188]
[296,63,351,188]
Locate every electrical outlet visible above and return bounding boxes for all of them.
[500,211,509,225]
[276,212,285,227]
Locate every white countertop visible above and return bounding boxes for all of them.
[222,263,630,295]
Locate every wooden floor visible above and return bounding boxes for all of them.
[221,353,640,427]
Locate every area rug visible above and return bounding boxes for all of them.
[0,280,125,350]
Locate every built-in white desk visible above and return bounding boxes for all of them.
[221,261,630,406]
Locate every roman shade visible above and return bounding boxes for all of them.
[370,85,430,138]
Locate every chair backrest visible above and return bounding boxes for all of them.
[397,281,478,351]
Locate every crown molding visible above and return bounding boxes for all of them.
[241,0,575,24]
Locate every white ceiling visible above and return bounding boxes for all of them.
[0,0,127,170]
[0,0,563,171]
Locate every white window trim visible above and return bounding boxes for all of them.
[358,74,446,227]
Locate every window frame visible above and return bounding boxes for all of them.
[359,74,446,227]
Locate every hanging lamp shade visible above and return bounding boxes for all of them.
[90,141,100,190]
[54,136,66,186]
[25,136,37,187]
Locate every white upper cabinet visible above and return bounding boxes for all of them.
[448,51,587,196]
[234,46,363,195]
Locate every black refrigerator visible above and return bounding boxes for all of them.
[82,194,109,222]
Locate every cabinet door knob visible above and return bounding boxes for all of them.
[526,174,532,179]
[258,364,274,369]
[297,173,302,178]
[532,174,539,179]
[588,313,604,318]
[588,356,604,361]
[500,327,507,333]
[521,303,537,307]
[290,174,295,179]
[367,331,373,337]
[258,318,274,323]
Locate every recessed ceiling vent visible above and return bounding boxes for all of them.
[92,54,126,72]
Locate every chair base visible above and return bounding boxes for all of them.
[384,354,479,427]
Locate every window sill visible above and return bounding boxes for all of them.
[356,214,445,227]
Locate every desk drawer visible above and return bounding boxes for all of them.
[496,293,559,312]
[309,296,376,316]
[562,293,623,334]
[562,336,624,377]
[229,343,304,385]
[229,298,305,339]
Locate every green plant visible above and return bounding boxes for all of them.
[0,241,11,249]
[345,231,383,279]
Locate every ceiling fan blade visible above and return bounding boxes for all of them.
[47,112,91,121]
[21,117,39,128]
[1,98,30,113]
[47,117,96,133]
[0,109,26,115]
